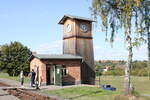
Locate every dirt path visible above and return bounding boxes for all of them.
[0,80,61,100]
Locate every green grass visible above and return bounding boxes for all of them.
[42,86,120,100]
[0,72,149,100]
[42,76,150,100]
[96,76,150,96]
[0,72,30,83]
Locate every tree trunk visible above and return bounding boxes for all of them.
[124,35,132,95]
[145,0,150,80]
[147,30,150,80]
[99,73,101,86]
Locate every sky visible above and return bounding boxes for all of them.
[0,0,147,61]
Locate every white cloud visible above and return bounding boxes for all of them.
[36,40,62,54]
[94,43,147,61]
[35,40,147,61]
[94,45,127,60]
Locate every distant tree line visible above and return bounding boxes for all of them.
[0,41,31,76]
[95,60,148,76]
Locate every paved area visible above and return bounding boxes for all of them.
[0,78,21,100]
[0,87,20,100]
[0,78,96,90]
[0,78,97,100]
[0,78,29,87]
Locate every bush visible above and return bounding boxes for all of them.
[131,68,148,76]
[103,68,124,76]
[102,67,148,76]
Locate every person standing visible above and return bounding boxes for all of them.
[29,69,36,87]
[20,70,24,86]
[31,69,36,87]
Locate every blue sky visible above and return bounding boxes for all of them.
[0,0,147,61]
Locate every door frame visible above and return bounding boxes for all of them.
[46,64,63,86]
[54,64,62,86]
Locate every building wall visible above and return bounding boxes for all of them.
[42,59,81,85]
[30,58,82,85]
[63,18,76,55]
[30,58,46,85]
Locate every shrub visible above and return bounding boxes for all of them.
[131,68,148,76]
[102,67,148,76]
[103,68,124,76]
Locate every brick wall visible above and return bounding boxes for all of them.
[30,58,46,85]
[30,58,82,85]
[43,59,81,85]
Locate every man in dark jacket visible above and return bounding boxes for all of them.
[29,69,36,87]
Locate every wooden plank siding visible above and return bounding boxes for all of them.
[62,18,95,84]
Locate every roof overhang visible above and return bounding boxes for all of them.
[29,54,83,61]
[58,14,95,24]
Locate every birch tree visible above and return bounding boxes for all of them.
[90,0,146,95]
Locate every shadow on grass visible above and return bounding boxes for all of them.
[69,90,102,100]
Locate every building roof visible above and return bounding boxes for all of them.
[58,14,95,24]
[31,54,83,60]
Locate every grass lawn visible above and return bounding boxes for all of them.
[97,76,150,97]
[42,76,150,100]
[42,86,120,100]
[0,72,30,83]
[0,73,149,100]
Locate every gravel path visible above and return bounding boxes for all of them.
[0,78,20,100]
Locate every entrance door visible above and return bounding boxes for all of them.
[46,65,55,85]
[50,65,54,85]
[55,65,62,86]
[46,65,50,85]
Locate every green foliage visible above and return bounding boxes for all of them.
[96,70,102,76]
[131,68,148,76]
[91,0,149,43]
[95,62,103,71]
[132,60,147,69]
[96,60,148,76]
[95,61,103,76]
[131,61,148,76]
[0,41,31,76]
[103,68,124,76]
[103,67,148,76]
[131,90,140,98]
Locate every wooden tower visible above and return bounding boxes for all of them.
[58,15,95,85]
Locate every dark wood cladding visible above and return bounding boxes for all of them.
[62,17,95,85]
[63,35,93,40]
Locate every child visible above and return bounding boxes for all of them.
[20,70,24,86]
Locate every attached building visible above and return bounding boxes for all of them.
[30,54,82,85]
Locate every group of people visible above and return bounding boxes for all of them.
[20,69,36,87]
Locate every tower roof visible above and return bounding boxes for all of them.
[58,14,95,24]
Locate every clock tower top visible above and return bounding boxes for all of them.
[58,15,95,40]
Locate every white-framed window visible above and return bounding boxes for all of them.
[61,66,68,77]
